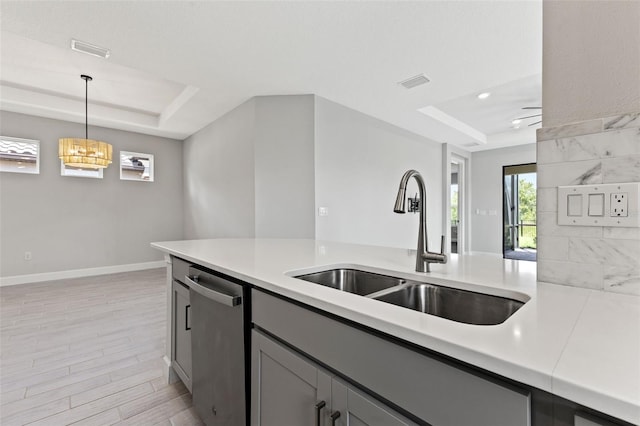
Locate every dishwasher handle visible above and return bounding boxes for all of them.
[185,275,242,307]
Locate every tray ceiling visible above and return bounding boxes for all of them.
[0,1,542,150]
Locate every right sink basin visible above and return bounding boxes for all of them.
[371,283,524,326]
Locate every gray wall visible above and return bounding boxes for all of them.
[315,97,443,249]
[542,1,640,128]
[254,96,315,238]
[470,144,536,254]
[183,95,316,240]
[0,111,183,277]
[183,99,257,239]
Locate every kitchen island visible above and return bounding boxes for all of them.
[152,238,639,425]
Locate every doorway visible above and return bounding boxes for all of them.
[449,153,466,254]
[503,163,537,261]
[451,163,459,253]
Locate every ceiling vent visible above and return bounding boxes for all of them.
[71,39,111,59]
[398,74,430,89]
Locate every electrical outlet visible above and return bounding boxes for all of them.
[611,193,628,217]
[24,251,32,261]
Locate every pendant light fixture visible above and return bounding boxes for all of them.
[59,75,112,169]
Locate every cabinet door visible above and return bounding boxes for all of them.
[331,379,417,426]
[251,330,331,426]
[172,280,192,391]
[575,413,622,426]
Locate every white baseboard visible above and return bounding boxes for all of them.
[0,261,166,287]
[467,251,504,258]
[163,355,179,384]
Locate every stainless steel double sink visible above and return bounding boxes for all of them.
[294,268,525,326]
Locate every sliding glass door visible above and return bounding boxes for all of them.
[502,163,537,261]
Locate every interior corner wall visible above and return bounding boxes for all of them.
[254,95,315,238]
[185,94,442,247]
[183,95,316,240]
[314,96,443,249]
[470,144,537,255]
[182,99,257,239]
[0,111,184,278]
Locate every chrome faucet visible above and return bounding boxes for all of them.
[394,169,447,272]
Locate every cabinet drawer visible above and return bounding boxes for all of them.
[253,289,531,426]
[575,413,622,426]
[171,256,191,284]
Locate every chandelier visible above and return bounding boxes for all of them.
[59,75,112,169]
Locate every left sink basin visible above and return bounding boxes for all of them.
[294,268,406,296]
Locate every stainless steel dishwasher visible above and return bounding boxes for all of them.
[185,266,250,426]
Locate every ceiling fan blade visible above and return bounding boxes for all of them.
[528,120,542,126]
[522,106,542,110]
[515,113,543,120]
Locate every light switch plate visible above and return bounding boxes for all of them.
[567,194,583,216]
[587,193,604,217]
[558,182,640,227]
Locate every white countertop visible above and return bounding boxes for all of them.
[151,238,640,424]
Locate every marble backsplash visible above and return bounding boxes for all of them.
[537,112,640,295]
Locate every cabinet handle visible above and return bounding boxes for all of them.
[330,411,341,426]
[185,305,191,331]
[315,401,326,426]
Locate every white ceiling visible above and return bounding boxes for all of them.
[0,1,542,150]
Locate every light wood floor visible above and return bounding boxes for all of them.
[0,268,203,426]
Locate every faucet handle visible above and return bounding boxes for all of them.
[422,235,448,265]
[439,235,448,264]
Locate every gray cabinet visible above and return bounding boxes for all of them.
[251,330,416,426]
[331,379,416,426]
[575,416,607,426]
[574,413,624,426]
[172,279,192,391]
[251,330,331,426]
[252,289,531,426]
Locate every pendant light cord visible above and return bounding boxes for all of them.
[81,74,92,140]
[85,77,88,139]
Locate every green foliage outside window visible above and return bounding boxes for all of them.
[451,190,458,223]
[518,178,537,249]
